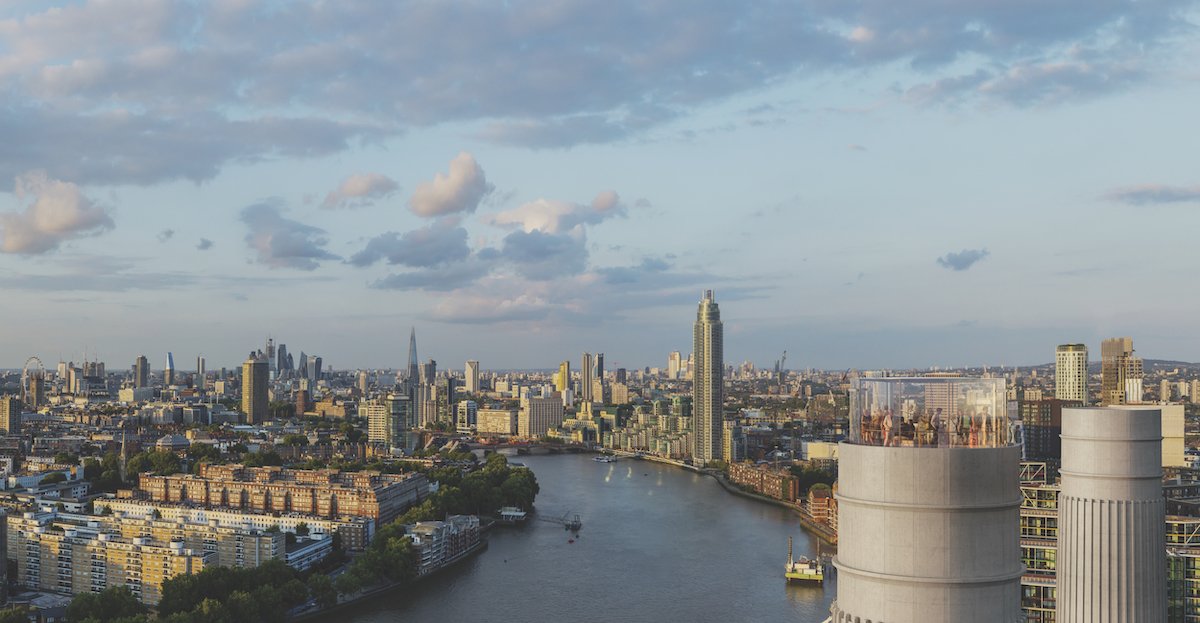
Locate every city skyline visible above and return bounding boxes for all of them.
[1,3,1199,369]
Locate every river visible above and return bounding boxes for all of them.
[344,454,835,623]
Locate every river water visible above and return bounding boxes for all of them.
[345,454,835,623]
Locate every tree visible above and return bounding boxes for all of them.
[38,472,67,486]
[307,573,338,609]
[67,586,147,622]
[295,522,310,536]
[0,607,30,623]
[280,433,309,447]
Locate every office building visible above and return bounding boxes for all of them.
[477,409,518,436]
[455,400,477,433]
[831,377,1021,623]
[668,351,682,379]
[554,361,570,393]
[1101,337,1143,406]
[357,370,369,395]
[1055,344,1088,403]
[133,355,149,388]
[1018,398,1081,467]
[692,290,723,465]
[407,327,419,384]
[1057,406,1165,621]
[465,360,480,394]
[595,353,604,380]
[519,396,564,439]
[0,396,22,436]
[195,355,206,389]
[581,352,594,402]
[164,352,175,386]
[1164,404,1186,468]
[241,353,269,424]
[363,394,408,448]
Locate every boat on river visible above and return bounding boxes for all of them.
[785,537,824,583]
[593,455,617,463]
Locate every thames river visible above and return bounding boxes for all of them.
[345,454,835,623]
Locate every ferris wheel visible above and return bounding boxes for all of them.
[21,356,45,402]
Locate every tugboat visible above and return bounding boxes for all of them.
[785,537,824,584]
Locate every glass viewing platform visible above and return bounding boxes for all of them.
[848,376,1014,448]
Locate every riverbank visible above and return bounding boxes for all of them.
[608,449,837,545]
[291,538,489,622]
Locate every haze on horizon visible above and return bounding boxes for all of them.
[0,1,1198,371]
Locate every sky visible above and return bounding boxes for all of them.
[1,0,1199,372]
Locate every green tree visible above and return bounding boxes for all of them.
[38,472,67,486]
[67,586,147,622]
[307,573,337,609]
[279,433,309,446]
[0,607,30,623]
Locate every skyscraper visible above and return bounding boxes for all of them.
[276,343,289,375]
[581,353,594,402]
[241,353,269,425]
[595,353,604,380]
[407,327,419,384]
[1101,336,1143,405]
[133,355,149,389]
[195,355,206,390]
[1057,406,1165,621]
[667,351,682,379]
[0,396,23,436]
[692,290,723,465]
[831,377,1021,623]
[1055,343,1088,404]
[554,361,570,394]
[465,360,480,394]
[164,352,175,387]
[365,394,408,448]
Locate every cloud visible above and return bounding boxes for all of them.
[0,0,1182,184]
[321,173,399,209]
[428,293,553,324]
[0,171,114,254]
[488,191,626,234]
[936,248,990,271]
[500,229,589,280]
[409,152,493,217]
[371,256,495,292]
[596,257,672,284]
[348,219,471,268]
[1104,184,1200,206]
[157,229,174,242]
[240,200,338,270]
[196,238,214,250]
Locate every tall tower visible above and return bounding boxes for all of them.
[1101,337,1142,405]
[1057,406,1165,621]
[595,353,604,380]
[241,353,269,424]
[164,352,175,386]
[831,377,1022,623]
[692,290,723,465]
[407,327,419,385]
[195,355,206,390]
[1055,344,1088,404]
[0,396,22,436]
[555,361,570,394]
[465,360,480,394]
[133,355,149,389]
[581,353,594,402]
[668,351,682,379]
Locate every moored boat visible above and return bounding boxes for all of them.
[785,536,824,583]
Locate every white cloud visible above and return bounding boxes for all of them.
[409,152,493,217]
[321,172,399,209]
[0,171,114,254]
[488,191,626,234]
